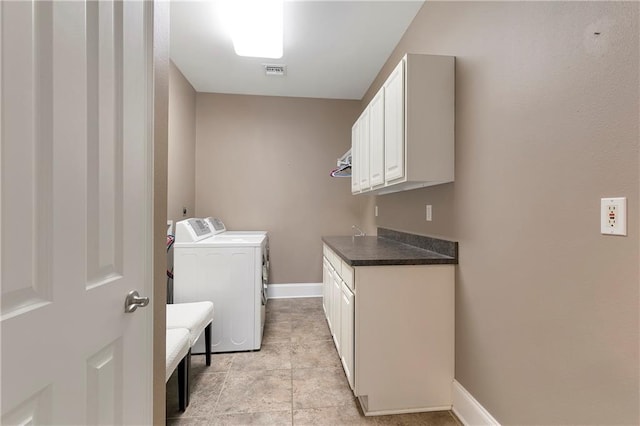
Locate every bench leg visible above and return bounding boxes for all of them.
[205,323,212,366]
[177,349,190,411]
[186,349,191,406]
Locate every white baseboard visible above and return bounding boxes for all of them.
[267,283,322,299]
[452,380,500,426]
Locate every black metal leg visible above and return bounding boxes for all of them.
[205,323,212,366]
[177,351,188,412]
[186,349,191,407]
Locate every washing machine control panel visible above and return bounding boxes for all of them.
[189,218,210,237]
[205,217,226,234]
[175,218,214,242]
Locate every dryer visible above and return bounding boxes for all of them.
[173,218,269,353]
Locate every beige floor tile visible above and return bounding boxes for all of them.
[289,297,324,313]
[293,403,375,425]
[267,298,296,313]
[263,320,293,343]
[292,367,354,409]
[166,371,226,419]
[372,411,461,426]
[291,319,332,342]
[210,410,293,425]
[291,339,341,369]
[231,342,292,371]
[190,371,228,400]
[267,309,295,322]
[290,310,327,323]
[215,369,292,415]
[166,416,212,426]
[267,298,325,322]
[190,352,234,375]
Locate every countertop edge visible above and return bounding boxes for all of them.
[322,235,459,266]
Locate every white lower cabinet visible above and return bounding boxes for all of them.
[322,246,354,387]
[322,244,454,416]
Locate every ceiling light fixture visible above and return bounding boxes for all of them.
[222,0,284,59]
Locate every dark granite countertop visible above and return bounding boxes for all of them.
[322,228,458,267]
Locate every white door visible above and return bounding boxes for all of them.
[1,1,153,424]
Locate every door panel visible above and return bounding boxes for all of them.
[86,0,124,289]
[86,339,124,426]
[0,0,54,321]
[358,109,370,190]
[340,282,355,390]
[351,122,360,193]
[369,88,385,188]
[1,1,153,424]
[384,59,405,183]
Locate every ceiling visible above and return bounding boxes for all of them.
[170,1,425,100]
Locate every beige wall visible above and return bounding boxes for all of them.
[195,93,362,284]
[168,61,196,226]
[361,2,639,424]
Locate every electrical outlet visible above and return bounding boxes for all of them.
[601,197,627,236]
[375,205,378,217]
[426,205,432,221]
[182,207,188,217]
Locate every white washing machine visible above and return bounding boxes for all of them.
[173,217,269,353]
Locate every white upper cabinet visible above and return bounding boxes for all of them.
[368,87,385,188]
[352,54,455,195]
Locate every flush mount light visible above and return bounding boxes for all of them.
[222,0,284,59]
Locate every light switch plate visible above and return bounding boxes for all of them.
[426,205,432,221]
[601,197,627,236]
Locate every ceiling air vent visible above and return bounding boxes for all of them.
[263,64,286,76]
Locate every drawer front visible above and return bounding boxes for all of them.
[329,249,342,277]
[341,260,354,291]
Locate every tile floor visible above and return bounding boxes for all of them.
[166,297,461,425]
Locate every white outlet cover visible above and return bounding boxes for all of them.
[601,197,627,236]
[426,205,432,221]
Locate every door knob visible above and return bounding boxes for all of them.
[124,290,150,313]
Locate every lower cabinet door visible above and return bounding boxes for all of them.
[340,281,355,390]
[331,271,342,354]
[322,258,331,329]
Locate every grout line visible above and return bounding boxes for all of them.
[210,354,233,418]
[290,365,295,426]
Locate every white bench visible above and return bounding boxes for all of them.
[165,328,190,411]
[166,301,214,366]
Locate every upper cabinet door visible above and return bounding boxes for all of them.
[351,121,360,193]
[383,59,405,183]
[369,87,385,188]
[358,108,370,190]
